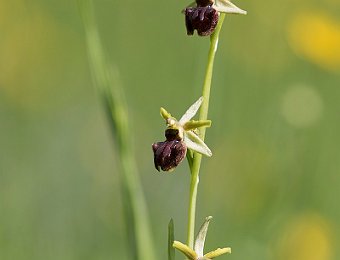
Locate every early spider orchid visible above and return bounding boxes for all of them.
[152,97,212,172]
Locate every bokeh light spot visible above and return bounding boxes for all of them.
[277,213,333,260]
[287,11,340,72]
[280,84,323,128]
[0,1,79,111]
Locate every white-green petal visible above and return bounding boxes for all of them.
[184,131,212,157]
[213,0,247,15]
[179,97,203,125]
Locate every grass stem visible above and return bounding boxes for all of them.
[78,1,156,259]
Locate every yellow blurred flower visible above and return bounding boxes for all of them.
[0,1,76,111]
[287,11,340,72]
[276,213,334,260]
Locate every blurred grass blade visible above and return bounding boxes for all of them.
[168,219,175,260]
[78,1,156,260]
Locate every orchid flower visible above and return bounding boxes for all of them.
[152,97,212,171]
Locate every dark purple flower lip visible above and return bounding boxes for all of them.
[183,0,247,36]
[152,140,187,172]
[185,5,219,36]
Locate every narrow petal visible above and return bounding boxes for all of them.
[213,0,247,15]
[179,97,203,124]
[173,241,197,260]
[203,247,231,259]
[195,216,213,258]
[183,120,212,131]
[185,131,212,157]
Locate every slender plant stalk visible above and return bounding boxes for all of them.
[78,1,156,260]
[186,13,226,248]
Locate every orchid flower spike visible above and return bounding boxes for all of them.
[152,97,212,172]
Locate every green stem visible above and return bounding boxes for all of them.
[78,1,156,260]
[186,13,226,249]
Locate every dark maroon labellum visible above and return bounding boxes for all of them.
[152,140,187,172]
[185,5,219,36]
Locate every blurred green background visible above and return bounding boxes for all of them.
[1,0,340,259]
